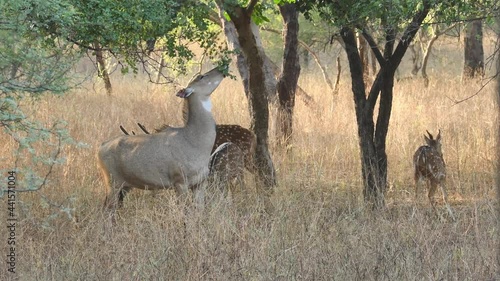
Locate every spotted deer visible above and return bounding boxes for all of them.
[122,123,257,191]
[413,130,455,219]
[209,142,246,191]
[98,67,226,218]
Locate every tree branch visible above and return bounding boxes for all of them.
[262,27,335,92]
[391,1,431,68]
[246,0,259,15]
[360,28,385,67]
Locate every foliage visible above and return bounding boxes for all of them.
[0,0,79,193]
[59,0,228,75]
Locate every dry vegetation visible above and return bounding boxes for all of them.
[0,38,498,280]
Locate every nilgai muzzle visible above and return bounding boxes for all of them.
[97,67,225,215]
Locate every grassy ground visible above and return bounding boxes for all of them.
[0,42,498,279]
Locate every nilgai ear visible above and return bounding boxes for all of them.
[176,87,194,98]
[436,129,441,141]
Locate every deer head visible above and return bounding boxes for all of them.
[424,129,442,156]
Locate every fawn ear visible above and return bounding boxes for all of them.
[426,130,434,140]
[424,134,431,144]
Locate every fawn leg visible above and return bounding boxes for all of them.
[439,184,456,221]
[414,178,420,201]
[428,181,438,211]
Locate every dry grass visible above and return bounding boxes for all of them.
[0,45,499,280]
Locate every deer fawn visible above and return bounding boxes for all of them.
[98,67,226,219]
[413,130,455,220]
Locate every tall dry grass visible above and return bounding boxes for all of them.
[0,45,498,280]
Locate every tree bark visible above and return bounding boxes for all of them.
[276,3,300,148]
[341,28,381,208]
[340,2,430,209]
[496,22,500,237]
[357,31,370,86]
[219,3,277,190]
[463,19,484,79]
[93,42,112,95]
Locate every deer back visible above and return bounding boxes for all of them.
[209,142,245,183]
[214,125,256,172]
[413,131,446,182]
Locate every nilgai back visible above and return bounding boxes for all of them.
[97,67,225,215]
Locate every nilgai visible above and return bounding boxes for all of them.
[98,67,225,215]
[413,130,455,220]
[121,123,257,190]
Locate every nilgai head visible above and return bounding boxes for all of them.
[413,129,453,219]
[177,67,226,100]
[98,66,226,221]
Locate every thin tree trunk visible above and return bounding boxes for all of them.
[421,34,438,87]
[156,55,165,84]
[276,3,300,149]
[218,3,277,192]
[358,31,371,86]
[463,19,484,79]
[409,44,421,76]
[262,27,334,93]
[496,21,500,245]
[94,42,112,95]
[340,2,430,209]
[421,24,458,87]
[334,57,341,95]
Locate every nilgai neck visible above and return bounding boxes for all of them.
[176,67,224,145]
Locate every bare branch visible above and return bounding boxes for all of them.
[262,27,335,92]
[449,74,496,106]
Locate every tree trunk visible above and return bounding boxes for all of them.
[357,31,370,86]
[496,22,500,230]
[156,54,165,84]
[94,42,112,95]
[276,3,300,148]
[220,3,277,191]
[341,28,383,208]
[463,19,484,79]
[340,3,430,209]
[422,24,458,87]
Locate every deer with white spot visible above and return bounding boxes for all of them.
[208,142,246,191]
[413,130,455,220]
[97,67,225,217]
